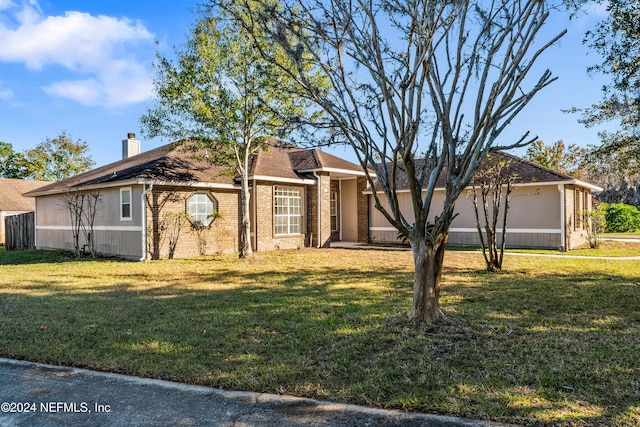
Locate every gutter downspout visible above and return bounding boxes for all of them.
[313,172,321,248]
[558,184,565,251]
[140,183,153,261]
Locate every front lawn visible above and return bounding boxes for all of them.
[1,249,638,426]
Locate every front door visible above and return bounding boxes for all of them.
[340,179,358,241]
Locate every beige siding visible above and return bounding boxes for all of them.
[35,185,145,259]
[455,185,561,229]
[35,228,142,258]
[369,184,568,249]
[35,186,144,228]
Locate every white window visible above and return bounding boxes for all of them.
[120,187,132,221]
[274,186,303,235]
[330,191,338,232]
[188,192,217,226]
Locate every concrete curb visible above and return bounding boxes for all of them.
[1,358,515,426]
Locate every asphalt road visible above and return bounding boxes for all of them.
[0,358,513,427]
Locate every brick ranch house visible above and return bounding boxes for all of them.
[26,136,602,259]
[26,135,368,260]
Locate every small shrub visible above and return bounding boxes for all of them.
[582,204,607,248]
[603,203,640,232]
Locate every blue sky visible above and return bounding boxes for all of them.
[0,0,613,168]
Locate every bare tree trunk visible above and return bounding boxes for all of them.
[410,237,448,325]
[239,163,253,258]
[81,191,101,259]
[497,182,512,270]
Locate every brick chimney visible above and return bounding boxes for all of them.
[122,133,140,159]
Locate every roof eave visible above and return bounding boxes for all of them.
[28,178,239,197]
[363,179,604,194]
[296,167,366,176]
[249,175,316,185]
[569,179,604,192]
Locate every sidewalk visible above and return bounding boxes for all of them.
[329,241,640,260]
[0,358,512,427]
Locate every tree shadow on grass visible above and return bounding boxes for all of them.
[0,252,638,425]
[0,249,139,266]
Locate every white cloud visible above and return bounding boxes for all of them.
[42,79,102,105]
[0,0,155,107]
[42,60,154,107]
[0,82,13,100]
[0,0,14,11]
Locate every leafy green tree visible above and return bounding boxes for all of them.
[220,0,570,324]
[141,4,324,258]
[24,132,95,181]
[525,140,588,178]
[603,203,640,232]
[578,0,640,174]
[0,141,29,179]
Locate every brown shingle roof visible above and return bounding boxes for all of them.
[26,143,236,196]
[486,151,574,183]
[26,141,366,196]
[249,143,363,179]
[0,178,52,211]
[373,151,593,190]
[250,144,309,180]
[293,149,366,173]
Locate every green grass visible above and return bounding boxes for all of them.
[1,248,639,426]
[569,240,640,257]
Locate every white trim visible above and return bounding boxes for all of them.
[250,175,316,185]
[27,179,238,197]
[571,179,603,192]
[137,180,237,190]
[27,180,140,196]
[36,225,143,232]
[34,201,39,248]
[450,228,562,234]
[362,179,603,194]
[140,183,153,261]
[369,226,561,234]
[332,176,363,181]
[120,187,133,221]
[274,185,304,236]
[330,189,339,233]
[297,167,366,176]
[313,173,321,247]
[558,184,566,250]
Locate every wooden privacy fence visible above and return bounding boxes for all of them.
[5,212,35,251]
